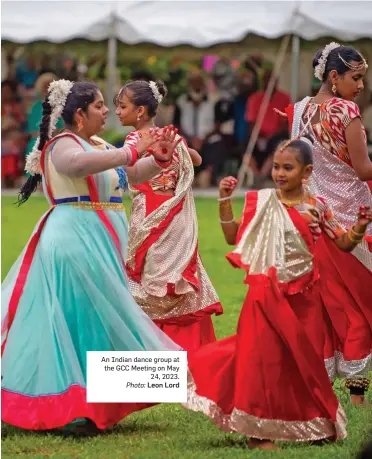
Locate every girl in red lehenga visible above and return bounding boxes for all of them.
[114,79,222,352]
[279,43,372,404]
[183,138,372,450]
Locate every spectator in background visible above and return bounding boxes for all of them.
[233,64,258,151]
[174,71,224,186]
[15,56,39,89]
[39,55,56,75]
[131,69,156,82]
[245,67,290,185]
[1,80,27,187]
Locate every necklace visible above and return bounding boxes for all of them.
[278,190,306,207]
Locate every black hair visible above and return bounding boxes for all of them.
[312,45,364,82]
[277,137,313,166]
[61,82,98,126]
[17,81,99,205]
[114,80,167,118]
[1,79,19,98]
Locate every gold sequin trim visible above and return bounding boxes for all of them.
[183,372,347,442]
[57,201,125,211]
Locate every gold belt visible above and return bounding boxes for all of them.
[56,201,125,211]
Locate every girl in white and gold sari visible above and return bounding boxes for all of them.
[115,79,223,353]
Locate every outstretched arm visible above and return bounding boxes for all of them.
[51,136,138,178]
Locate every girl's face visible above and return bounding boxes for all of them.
[330,63,366,101]
[272,148,312,192]
[76,91,109,135]
[115,89,142,127]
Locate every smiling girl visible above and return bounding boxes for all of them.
[184,137,372,450]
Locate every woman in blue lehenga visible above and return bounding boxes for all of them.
[1,80,182,434]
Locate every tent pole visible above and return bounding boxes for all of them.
[291,34,300,103]
[107,13,117,130]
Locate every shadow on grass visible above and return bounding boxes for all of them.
[2,419,169,441]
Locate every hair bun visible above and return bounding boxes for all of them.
[312,49,323,69]
[155,80,168,98]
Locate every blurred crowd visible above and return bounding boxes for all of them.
[2,52,372,189]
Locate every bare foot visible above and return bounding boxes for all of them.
[247,438,281,450]
[351,394,372,406]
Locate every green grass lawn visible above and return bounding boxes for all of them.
[1,195,372,459]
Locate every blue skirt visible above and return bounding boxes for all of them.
[1,205,180,430]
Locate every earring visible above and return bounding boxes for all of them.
[137,115,141,121]
[77,119,84,132]
[332,84,337,95]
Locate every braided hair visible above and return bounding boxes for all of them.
[17,99,53,205]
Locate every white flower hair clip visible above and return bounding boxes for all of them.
[149,81,163,104]
[25,138,42,176]
[47,79,74,138]
[25,79,74,176]
[314,42,340,81]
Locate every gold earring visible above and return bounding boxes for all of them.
[77,119,84,132]
[332,84,337,95]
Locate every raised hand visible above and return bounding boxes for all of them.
[149,125,183,163]
[357,205,372,228]
[219,176,238,198]
[136,128,161,154]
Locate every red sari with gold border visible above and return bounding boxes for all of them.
[183,189,347,442]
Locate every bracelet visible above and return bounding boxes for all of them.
[351,226,366,237]
[220,218,235,224]
[345,377,370,391]
[129,146,138,166]
[218,196,232,202]
[347,231,363,244]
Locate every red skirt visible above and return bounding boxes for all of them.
[143,190,221,352]
[317,235,372,380]
[184,275,347,442]
[154,304,220,353]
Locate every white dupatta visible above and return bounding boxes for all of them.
[230,189,314,284]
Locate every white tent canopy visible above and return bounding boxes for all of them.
[2,1,372,45]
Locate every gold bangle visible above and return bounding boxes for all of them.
[347,231,363,244]
[351,226,366,237]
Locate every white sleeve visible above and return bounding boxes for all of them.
[50,137,135,178]
[126,156,163,184]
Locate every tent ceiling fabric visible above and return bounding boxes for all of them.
[2,1,372,45]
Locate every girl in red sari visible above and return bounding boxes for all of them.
[114,80,222,352]
[277,43,372,404]
[183,138,372,450]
